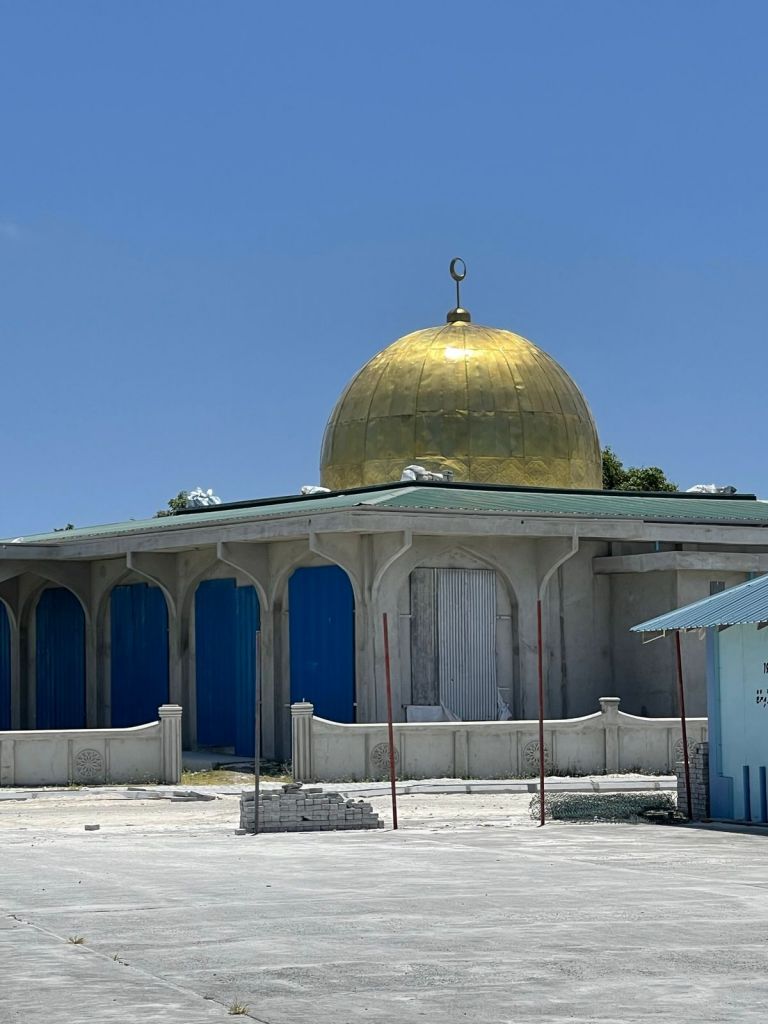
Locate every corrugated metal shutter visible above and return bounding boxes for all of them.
[36,588,86,729]
[289,566,355,723]
[195,579,260,755]
[0,602,10,730]
[437,568,497,720]
[110,584,169,728]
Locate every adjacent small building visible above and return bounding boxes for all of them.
[632,575,768,822]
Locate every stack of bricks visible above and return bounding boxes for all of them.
[676,741,709,820]
[240,783,384,833]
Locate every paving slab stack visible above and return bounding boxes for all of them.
[240,783,384,833]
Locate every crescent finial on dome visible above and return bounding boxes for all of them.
[447,257,471,323]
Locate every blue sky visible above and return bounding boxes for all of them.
[2,1,767,536]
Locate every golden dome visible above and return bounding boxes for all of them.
[320,271,602,491]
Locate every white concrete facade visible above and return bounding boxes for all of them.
[2,496,767,760]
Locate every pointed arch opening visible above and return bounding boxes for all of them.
[195,578,260,756]
[110,583,170,727]
[35,587,86,729]
[405,549,518,721]
[288,565,355,723]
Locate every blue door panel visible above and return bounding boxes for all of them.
[195,579,260,756]
[36,588,86,729]
[0,603,10,730]
[111,584,169,727]
[289,566,355,723]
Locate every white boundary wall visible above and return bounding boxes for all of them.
[0,705,182,787]
[291,698,707,782]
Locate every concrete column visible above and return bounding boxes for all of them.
[167,611,183,708]
[180,598,196,750]
[257,605,276,760]
[85,615,98,728]
[599,696,621,772]
[9,616,21,730]
[159,704,183,783]
[353,588,371,723]
[370,598,403,723]
[273,597,292,761]
[516,594,539,720]
[96,598,111,728]
[356,591,378,723]
[21,619,32,729]
[291,701,314,782]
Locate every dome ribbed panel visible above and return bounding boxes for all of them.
[320,323,601,490]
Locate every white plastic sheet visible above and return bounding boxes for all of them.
[686,483,737,494]
[185,487,222,508]
[400,464,447,482]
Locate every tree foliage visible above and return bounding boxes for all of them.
[601,447,677,492]
[155,491,189,518]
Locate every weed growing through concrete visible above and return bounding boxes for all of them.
[67,935,85,945]
[181,761,291,787]
[227,999,250,1015]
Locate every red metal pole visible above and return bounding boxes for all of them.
[382,613,399,830]
[675,630,693,819]
[537,599,546,826]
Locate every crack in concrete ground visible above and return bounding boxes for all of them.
[4,910,274,1023]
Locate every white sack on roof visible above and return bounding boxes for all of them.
[300,485,331,495]
[401,464,447,482]
[686,483,737,494]
[185,487,222,508]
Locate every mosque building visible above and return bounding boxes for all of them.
[2,260,767,761]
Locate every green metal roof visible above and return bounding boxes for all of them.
[4,484,768,547]
[2,490,387,545]
[374,487,768,524]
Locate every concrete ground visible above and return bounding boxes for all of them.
[2,789,768,1023]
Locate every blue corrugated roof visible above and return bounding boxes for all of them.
[631,574,768,632]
